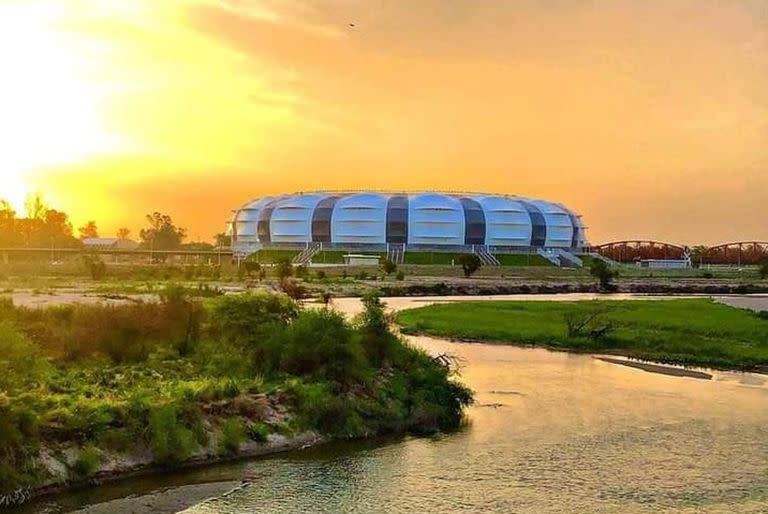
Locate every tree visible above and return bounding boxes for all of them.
[0,201,17,247]
[78,221,99,239]
[689,245,707,268]
[380,257,397,275]
[25,193,47,221]
[140,212,187,251]
[117,227,131,240]
[275,258,294,280]
[458,254,482,278]
[590,259,618,290]
[215,232,232,247]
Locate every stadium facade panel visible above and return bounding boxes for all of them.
[230,191,587,253]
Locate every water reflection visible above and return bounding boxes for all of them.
[20,294,768,514]
[178,338,768,514]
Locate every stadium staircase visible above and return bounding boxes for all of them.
[537,248,562,267]
[536,248,584,268]
[292,243,321,265]
[387,244,405,265]
[474,246,501,266]
[554,249,583,268]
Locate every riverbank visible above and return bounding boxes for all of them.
[0,292,472,507]
[396,299,768,372]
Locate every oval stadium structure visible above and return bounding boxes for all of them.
[229,192,587,263]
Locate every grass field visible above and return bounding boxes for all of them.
[397,299,768,371]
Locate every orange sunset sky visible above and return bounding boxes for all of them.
[1,0,766,245]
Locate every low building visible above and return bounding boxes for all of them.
[343,254,381,266]
[635,258,691,269]
[82,238,140,250]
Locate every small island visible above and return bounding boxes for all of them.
[397,299,768,372]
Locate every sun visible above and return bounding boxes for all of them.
[0,2,121,201]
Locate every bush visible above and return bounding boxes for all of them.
[71,446,100,479]
[246,422,270,443]
[149,405,198,464]
[265,309,367,383]
[380,258,397,275]
[210,293,298,349]
[760,261,768,280]
[0,322,50,393]
[315,270,326,280]
[590,259,618,289]
[243,261,261,275]
[219,418,245,455]
[356,292,397,366]
[82,255,107,281]
[458,254,482,278]
[279,277,307,300]
[275,258,294,280]
[395,270,405,281]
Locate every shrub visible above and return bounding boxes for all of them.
[279,277,307,300]
[395,270,405,281]
[219,418,245,455]
[265,309,367,383]
[356,292,397,366]
[590,259,619,289]
[275,258,294,280]
[315,270,326,280]
[243,260,261,275]
[82,255,107,281]
[149,405,198,464]
[0,322,50,393]
[210,292,298,349]
[246,422,270,443]
[458,254,482,278]
[71,446,100,479]
[380,258,397,275]
[760,261,768,280]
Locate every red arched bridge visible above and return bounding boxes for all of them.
[701,241,768,266]
[592,240,688,263]
[593,240,768,265]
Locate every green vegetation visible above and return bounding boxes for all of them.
[495,253,551,266]
[404,252,465,265]
[0,291,472,496]
[458,254,482,278]
[589,259,618,289]
[760,261,768,280]
[247,249,299,264]
[398,299,768,371]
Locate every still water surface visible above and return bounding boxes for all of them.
[25,295,768,513]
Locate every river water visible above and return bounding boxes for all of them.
[23,295,768,514]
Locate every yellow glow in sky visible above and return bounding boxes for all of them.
[0,2,125,211]
[0,0,766,243]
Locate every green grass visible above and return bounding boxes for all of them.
[495,253,552,266]
[403,251,552,267]
[403,252,465,265]
[248,249,299,263]
[397,299,768,371]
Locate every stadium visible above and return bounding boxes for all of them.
[229,191,588,266]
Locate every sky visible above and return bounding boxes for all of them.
[0,0,766,244]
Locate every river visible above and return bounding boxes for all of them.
[20,295,768,513]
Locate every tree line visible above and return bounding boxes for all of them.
[0,195,227,250]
